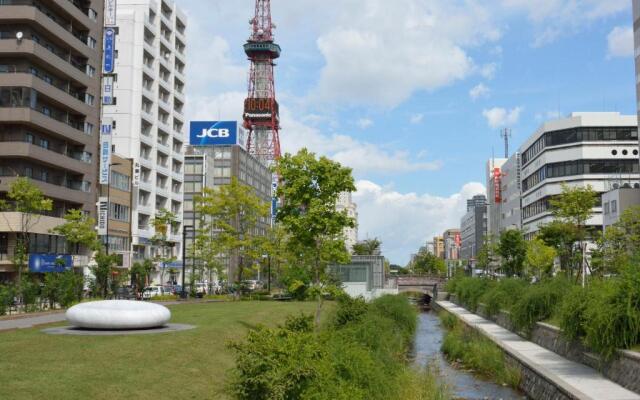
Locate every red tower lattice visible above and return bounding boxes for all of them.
[243,0,281,165]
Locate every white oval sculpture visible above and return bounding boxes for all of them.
[66,300,171,330]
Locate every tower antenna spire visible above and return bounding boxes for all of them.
[243,0,281,165]
[500,128,511,158]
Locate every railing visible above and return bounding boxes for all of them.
[0,69,86,102]
[0,138,91,164]
[0,33,89,75]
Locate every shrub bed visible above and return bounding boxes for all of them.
[227,295,449,400]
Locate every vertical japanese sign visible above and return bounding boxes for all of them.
[97,197,109,235]
[132,161,141,187]
[99,120,113,184]
[105,0,117,27]
[102,75,114,105]
[103,28,115,74]
[493,167,502,203]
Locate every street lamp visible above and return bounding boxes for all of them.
[105,162,122,255]
[181,225,194,299]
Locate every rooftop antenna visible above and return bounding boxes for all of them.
[500,128,511,158]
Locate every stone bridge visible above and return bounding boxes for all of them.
[397,275,444,295]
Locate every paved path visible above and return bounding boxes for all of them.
[437,301,640,400]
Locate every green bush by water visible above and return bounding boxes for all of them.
[440,312,521,389]
[227,295,448,400]
[510,278,570,334]
[480,278,528,317]
[454,277,494,312]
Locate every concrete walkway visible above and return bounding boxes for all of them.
[437,301,640,400]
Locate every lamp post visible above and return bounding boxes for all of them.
[105,162,121,255]
[181,225,193,299]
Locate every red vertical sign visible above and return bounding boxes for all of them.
[493,168,502,203]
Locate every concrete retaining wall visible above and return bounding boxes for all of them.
[448,297,640,395]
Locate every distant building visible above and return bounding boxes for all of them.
[442,229,460,260]
[337,192,358,251]
[460,195,487,268]
[486,158,507,239]
[602,187,640,231]
[184,144,272,282]
[330,255,397,300]
[520,112,639,239]
[432,236,444,258]
[499,153,522,232]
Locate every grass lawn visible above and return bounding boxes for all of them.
[0,301,324,400]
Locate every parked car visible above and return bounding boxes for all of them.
[195,282,207,298]
[142,286,167,300]
[244,280,261,291]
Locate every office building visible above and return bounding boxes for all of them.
[432,236,444,258]
[486,158,507,239]
[0,0,105,281]
[337,192,358,252]
[98,154,133,269]
[498,152,522,232]
[520,112,639,239]
[183,144,272,282]
[602,187,640,230]
[103,0,187,265]
[442,228,460,260]
[460,195,487,268]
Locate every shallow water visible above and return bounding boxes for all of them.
[412,311,526,400]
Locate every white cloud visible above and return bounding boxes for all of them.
[469,83,491,100]
[607,26,634,58]
[410,114,424,124]
[356,118,374,129]
[479,63,499,79]
[502,0,629,46]
[354,180,485,264]
[312,0,501,107]
[482,107,523,129]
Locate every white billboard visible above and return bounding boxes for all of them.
[105,0,117,26]
[99,120,113,184]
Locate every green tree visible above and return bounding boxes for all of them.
[351,238,382,255]
[0,178,52,289]
[592,206,640,276]
[91,252,119,298]
[477,235,499,275]
[538,220,581,273]
[131,259,154,296]
[151,209,178,286]
[547,183,597,280]
[497,230,526,277]
[409,248,446,276]
[195,177,270,285]
[525,238,557,278]
[275,149,355,325]
[51,209,101,252]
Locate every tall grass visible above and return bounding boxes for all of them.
[479,278,528,317]
[454,277,494,312]
[510,278,571,334]
[440,312,521,389]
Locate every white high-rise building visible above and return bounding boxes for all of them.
[337,192,358,251]
[103,0,187,273]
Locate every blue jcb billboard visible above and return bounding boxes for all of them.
[28,254,73,273]
[190,121,238,146]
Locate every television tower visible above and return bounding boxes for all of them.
[243,0,281,165]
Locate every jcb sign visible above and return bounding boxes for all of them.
[190,121,238,146]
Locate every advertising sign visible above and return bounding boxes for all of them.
[99,120,112,184]
[28,254,73,273]
[244,98,278,121]
[493,168,502,203]
[102,75,114,105]
[97,197,108,235]
[189,121,238,146]
[103,28,115,73]
[132,161,141,187]
[104,0,117,26]
[455,233,461,247]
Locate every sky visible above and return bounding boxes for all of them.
[178,0,636,265]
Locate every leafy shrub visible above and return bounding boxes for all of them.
[440,312,521,388]
[480,278,528,317]
[439,311,458,330]
[454,277,494,312]
[582,267,640,359]
[510,278,570,333]
[557,283,592,340]
[0,283,15,315]
[228,295,424,400]
[287,279,308,301]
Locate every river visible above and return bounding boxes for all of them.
[412,311,526,400]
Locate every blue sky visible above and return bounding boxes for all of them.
[179,0,635,264]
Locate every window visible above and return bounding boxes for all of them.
[109,203,130,222]
[40,170,48,181]
[110,171,131,192]
[213,167,231,178]
[24,167,32,177]
[87,37,97,49]
[39,138,49,149]
[611,200,618,214]
[25,133,34,143]
[84,122,94,135]
[41,106,51,116]
[604,202,610,215]
[85,93,94,106]
[88,8,98,21]
[86,65,95,77]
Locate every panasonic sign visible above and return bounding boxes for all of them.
[190,121,238,146]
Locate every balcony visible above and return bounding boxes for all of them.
[174,47,186,63]
[143,62,155,79]
[0,176,93,206]
[143,39,157,58]
[171,170,183,182]
[144,14,157,32]
[158,76,172,92]
[0,39,91,87]
[155,185,170,198]
[157,118,171,135]
[0,141,90,174]
[0,108,91,145]
[140,132,154,146]
[139,156,153,169]
[156,140,171,155]
[173,89,185,102]
[158,97,171,113]
[141,107,154,124]
[0,5,94,58]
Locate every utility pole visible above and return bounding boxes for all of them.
[500,128,511,158]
